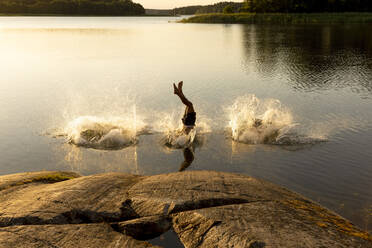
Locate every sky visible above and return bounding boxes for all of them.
[137,0,242,9]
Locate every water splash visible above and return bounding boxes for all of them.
[153,110,211,149]
[62,105,148,150]
[226,94,326,145]
[51,93,327,149]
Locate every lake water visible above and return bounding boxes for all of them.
[0,16,371,233]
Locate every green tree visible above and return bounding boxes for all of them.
[0,0,145,15]
[223,4,234,13]
[243,0,372,12]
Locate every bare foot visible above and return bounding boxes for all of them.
[178,81,183,92]
[173,83,179,95]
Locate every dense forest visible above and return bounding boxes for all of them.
[0,0,145,15]
[174,0,372,15]
[1,0,371,16]
[243,0,372,13]
[174,2,243,15]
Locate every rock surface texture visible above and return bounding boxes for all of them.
[0,170,371,248]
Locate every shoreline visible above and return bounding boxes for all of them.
[0,170,371,247]
[0,14,174,17]
[180,12,372,24]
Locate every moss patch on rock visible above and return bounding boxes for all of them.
[7,172,80,189]
[20,173,78,184]
[285,199,372,241]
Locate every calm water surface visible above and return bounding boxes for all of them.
[0,17,371,232]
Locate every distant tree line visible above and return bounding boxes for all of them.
[174,2,243,15]
[0,0,145,15]
[243,0,372,13]
[173,0,372,15]
[173,5,202,15]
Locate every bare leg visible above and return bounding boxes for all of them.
[173,81,194,113]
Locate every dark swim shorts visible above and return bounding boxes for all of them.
[182,112,196,126]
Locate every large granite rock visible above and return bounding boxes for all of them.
[172,201,367,247]
[0,172,142,225]
[0,170,371,248]
[0,223,158,248]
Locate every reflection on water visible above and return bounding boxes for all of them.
[0,17,372,232]
[59,141,142,175]
[242,24,372,94]
[63,144,83,172]
[179,147,195,172]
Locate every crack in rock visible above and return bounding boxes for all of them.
[119,199,141,221]
[248,241,266,248]
[172,212,221,248]
[111,215,172,240]
[0,207,138,227]
[168,197,253,214]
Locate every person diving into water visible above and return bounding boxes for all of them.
[173,81,196,135]
[173,81,196,171]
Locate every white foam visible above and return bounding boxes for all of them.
[153,110,211,149]
[64,115,146,150]
[226,94,325,145]
[52,94,328,149]
[164,128,197,149]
